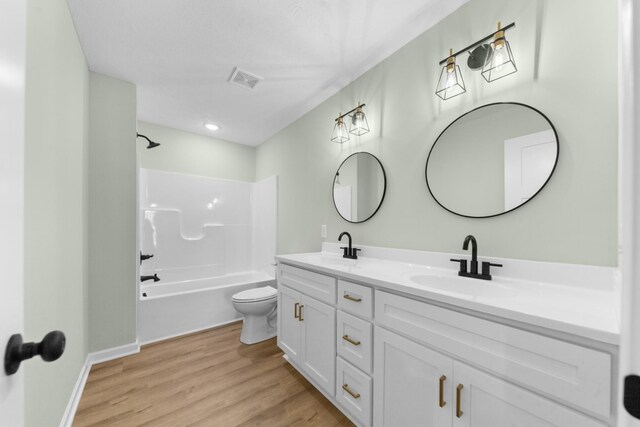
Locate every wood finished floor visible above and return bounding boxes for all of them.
[73,322,353,426]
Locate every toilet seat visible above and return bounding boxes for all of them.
[232,286,277,303]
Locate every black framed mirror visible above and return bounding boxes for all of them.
[333,152,386,223]
[425,102,559,218]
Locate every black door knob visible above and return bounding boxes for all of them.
[4,331,66,375]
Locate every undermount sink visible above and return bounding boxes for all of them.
[408,274,516,298]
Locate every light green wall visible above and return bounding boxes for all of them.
[89,73,138,351]
[24,0,90,425]
[257,0,618,266]
[138,121,256,182]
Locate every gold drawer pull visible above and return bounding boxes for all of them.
[439,375,446,408]
[299,305,304,321]
[343,294,362,302]
[294,302,300,319]
[342,335,361,346]
[342,383,360,399]
[456,384,463,418]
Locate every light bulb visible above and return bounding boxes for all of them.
[492,43,506,72]
[352,112,363,128]
[445,70,457,89]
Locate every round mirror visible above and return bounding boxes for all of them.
[333,152,386,223]
[425,103,558,218]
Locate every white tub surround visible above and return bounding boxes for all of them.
[276,243,619,427]
[138,170,277,343]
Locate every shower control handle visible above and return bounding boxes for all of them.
[140,252,154,264]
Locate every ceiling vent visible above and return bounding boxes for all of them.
[229,67,263,90]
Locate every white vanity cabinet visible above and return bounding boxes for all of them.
[374,326,607,427]
[277,265,337,396]
[278,285,302,360]
[451,362,606,427]
[373,326,453,427]
[276,260,615,427]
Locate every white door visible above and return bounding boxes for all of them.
[0,0,27,424]
[373,327,453,427]
[300,295,336,396]
[334,185,352,221]
[451,362,605,427]
[277,286,302,361]
[503,129,557,211]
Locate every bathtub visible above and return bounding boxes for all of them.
[138,270,276,344]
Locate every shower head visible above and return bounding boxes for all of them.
[137,133,161,149]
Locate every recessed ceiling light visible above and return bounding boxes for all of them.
[205,123,220,131]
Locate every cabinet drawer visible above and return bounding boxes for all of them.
[338,280,373,319]
[336,357,372,427]
[375,290,612,418]
[278,264,336,304]
[337,310,372,374]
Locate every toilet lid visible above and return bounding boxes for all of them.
[232,286,277,302]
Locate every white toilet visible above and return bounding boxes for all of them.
[232,285,278,345]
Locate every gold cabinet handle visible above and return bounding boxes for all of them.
[343,294,362,302]
[342,335,361,346]
[298,305,304,321]
[294,302,299,319]
[439,375,447,408]
[456,384,463,418]
[342,383,361,399]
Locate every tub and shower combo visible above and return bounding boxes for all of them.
[138,169,277,344]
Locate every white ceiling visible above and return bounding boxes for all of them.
[67,0,467,146]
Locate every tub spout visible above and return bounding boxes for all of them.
[141,274,160,283]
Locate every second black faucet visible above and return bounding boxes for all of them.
[338,232,361,260]
[451,235,502,280]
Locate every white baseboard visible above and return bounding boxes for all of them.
[59,356,91,427]
[139,318,242,346]
[87,340,140,365]
[59,341,140,427]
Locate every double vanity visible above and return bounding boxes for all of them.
[276,243,619,427]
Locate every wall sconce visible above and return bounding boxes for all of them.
[436,21,516,100]
[435,49,466,100]
[331,102,369,143]
[481,22,517,82]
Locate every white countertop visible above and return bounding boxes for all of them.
[276,244,621,345]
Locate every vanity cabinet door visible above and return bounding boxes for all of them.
[373,326,453,427]
[277,285,302,362]
[300,295,336,396]
[451,362,607,427]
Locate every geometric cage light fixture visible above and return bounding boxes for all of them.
[331,102,370,143]
[436,21,517,100]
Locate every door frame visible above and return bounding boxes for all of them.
[0,0,27,424]
[617,0,640,425]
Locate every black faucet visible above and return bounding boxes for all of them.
[140,274,160,283]
[463,235,478,274]
[338,232,361,260]
[451,235,502,280]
